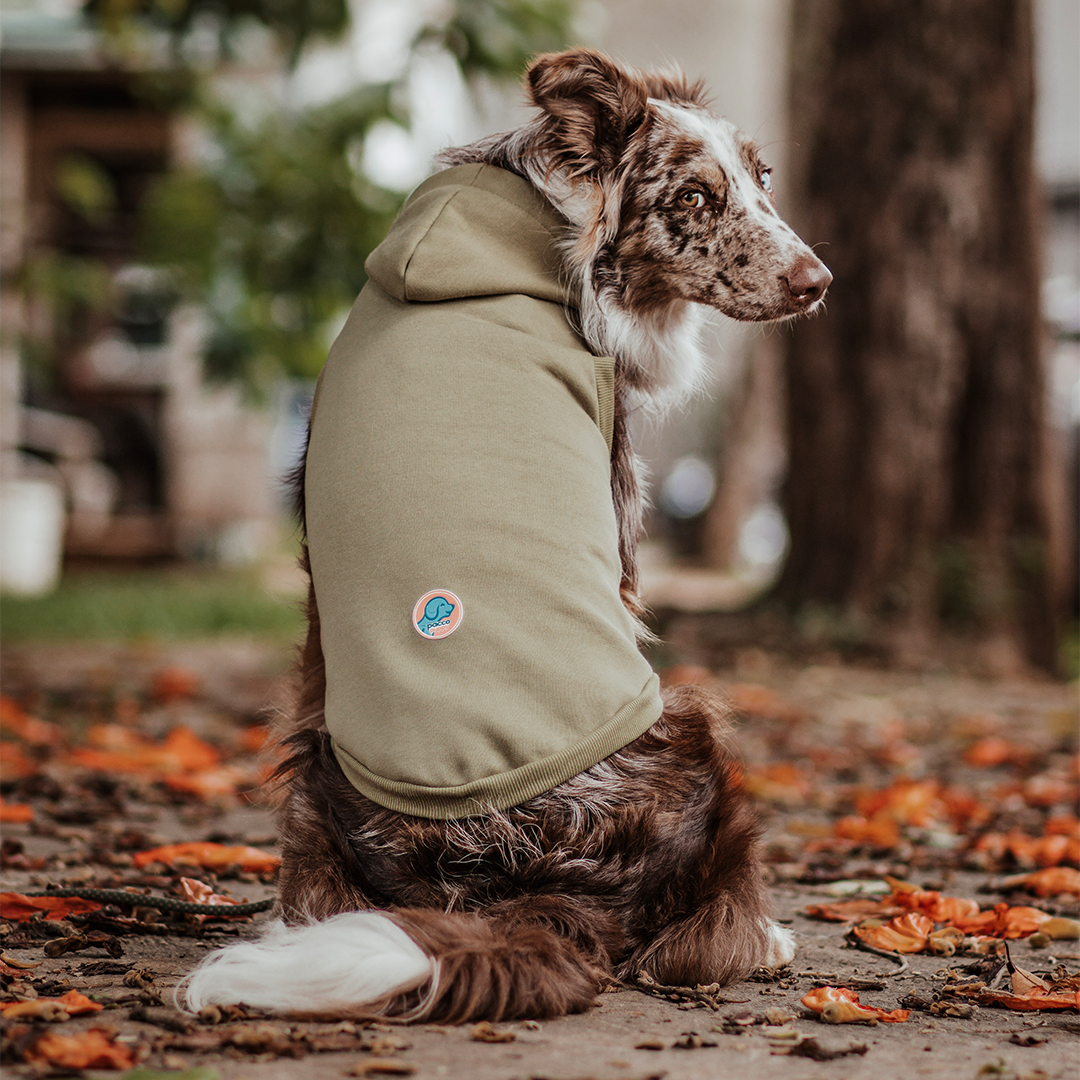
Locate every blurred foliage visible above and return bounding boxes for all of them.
[427,0,578,77]
[78,0,580,392]
[54,153,120,227]
[139,85,404,386]
[85,0,349,66]
[17,251,116,388]
[0,567,303,643]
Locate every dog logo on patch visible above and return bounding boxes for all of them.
[412,590,463,639]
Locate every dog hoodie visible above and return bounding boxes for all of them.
[305,163,664,819]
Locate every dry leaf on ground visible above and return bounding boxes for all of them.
[0,798,33,823]
[470,1021,516,1042]
[0,891,103,920]
[1,989,104,1019]
[131,842,280,873]
[801,986,910,1024]
[21,1026,138,1069]
[999,867,1080,897]
[853,912,933,953]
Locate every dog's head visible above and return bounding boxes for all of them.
[526,48,831,325]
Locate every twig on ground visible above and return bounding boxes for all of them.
[631,970,736,1010]
[844,930,910,974]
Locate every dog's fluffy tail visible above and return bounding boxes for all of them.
[179,908,601,1022]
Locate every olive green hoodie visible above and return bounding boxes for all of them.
[305,163,663,819]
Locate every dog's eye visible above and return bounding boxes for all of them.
[679,191,705,209]
[760,169,773,194]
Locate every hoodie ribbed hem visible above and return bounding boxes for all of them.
[330,673,662,819]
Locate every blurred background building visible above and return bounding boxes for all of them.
[0,0,1076,622]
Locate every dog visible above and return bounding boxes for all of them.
[181,47,830,1024]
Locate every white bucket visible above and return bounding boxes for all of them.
[0,478,66,597]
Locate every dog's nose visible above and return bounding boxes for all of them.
[782,256,832,306]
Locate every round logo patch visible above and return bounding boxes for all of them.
[412,590,463,639]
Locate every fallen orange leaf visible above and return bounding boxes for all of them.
[827,779,994,848]
[161,726,220,771]
[1028,835,1072,868]
[975,988,1080,1011]
[23,1027,136,1069]
[0,696,62,746]
[1000,867,1080,898]
[833,816,900,848]
[883,879,981,922]
[964,736,1033,768]
[951,902,1052,939]
[0,798,33,824]
[853,912,933,953]
[804,898,906,923]
[0,741,38,781]
[848,880,1060,943]
[1046,814,1080,838]
[239,725,271,753]
[1001,906,1058,937]
[854,779,943,828]
[68,725,220,777]
[746,763,812,805]
[1021,773,1080,808]
[152,665,201,703]
[923,895,982,922]
[132,842,280,873]
[801,985,909,1023]
[177,876,240,907]
[163,764,252,799]
[971,829,1080,869]
[939,787,994,830]
[53,990,104,1015]
[0,892,103,921]
[1,990,104,1018]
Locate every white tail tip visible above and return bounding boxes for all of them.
[179,912,434,1015]
[764,920,796,968]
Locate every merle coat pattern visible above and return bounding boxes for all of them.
[181,48,830,1024]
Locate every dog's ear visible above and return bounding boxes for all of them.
[527,49,648,176]
[641,70,708,109]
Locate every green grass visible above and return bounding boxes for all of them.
[0,566,305,644]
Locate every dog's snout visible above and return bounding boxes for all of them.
[782,256,832,306]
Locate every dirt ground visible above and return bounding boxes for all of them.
[1,636,1077,1080]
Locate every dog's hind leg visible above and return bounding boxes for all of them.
[274,725,400,921]
[606,684,795,985]
[623,887,795,987]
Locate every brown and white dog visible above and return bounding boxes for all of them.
[182,48,830,1023]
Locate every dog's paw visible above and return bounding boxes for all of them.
[762,921,796,968]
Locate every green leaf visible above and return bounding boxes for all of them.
[54,153,118,225]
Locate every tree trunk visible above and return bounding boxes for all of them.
[780,0,1064,671]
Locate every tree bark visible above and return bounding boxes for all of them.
[780,0,1063,671]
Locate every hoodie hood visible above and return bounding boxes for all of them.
[364,164,572,306]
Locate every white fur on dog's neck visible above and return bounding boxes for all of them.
[578,293,709,411]
[437,126,709,411]
[522,147,709,411]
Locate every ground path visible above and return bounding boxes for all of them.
[1,640,1076,1080]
